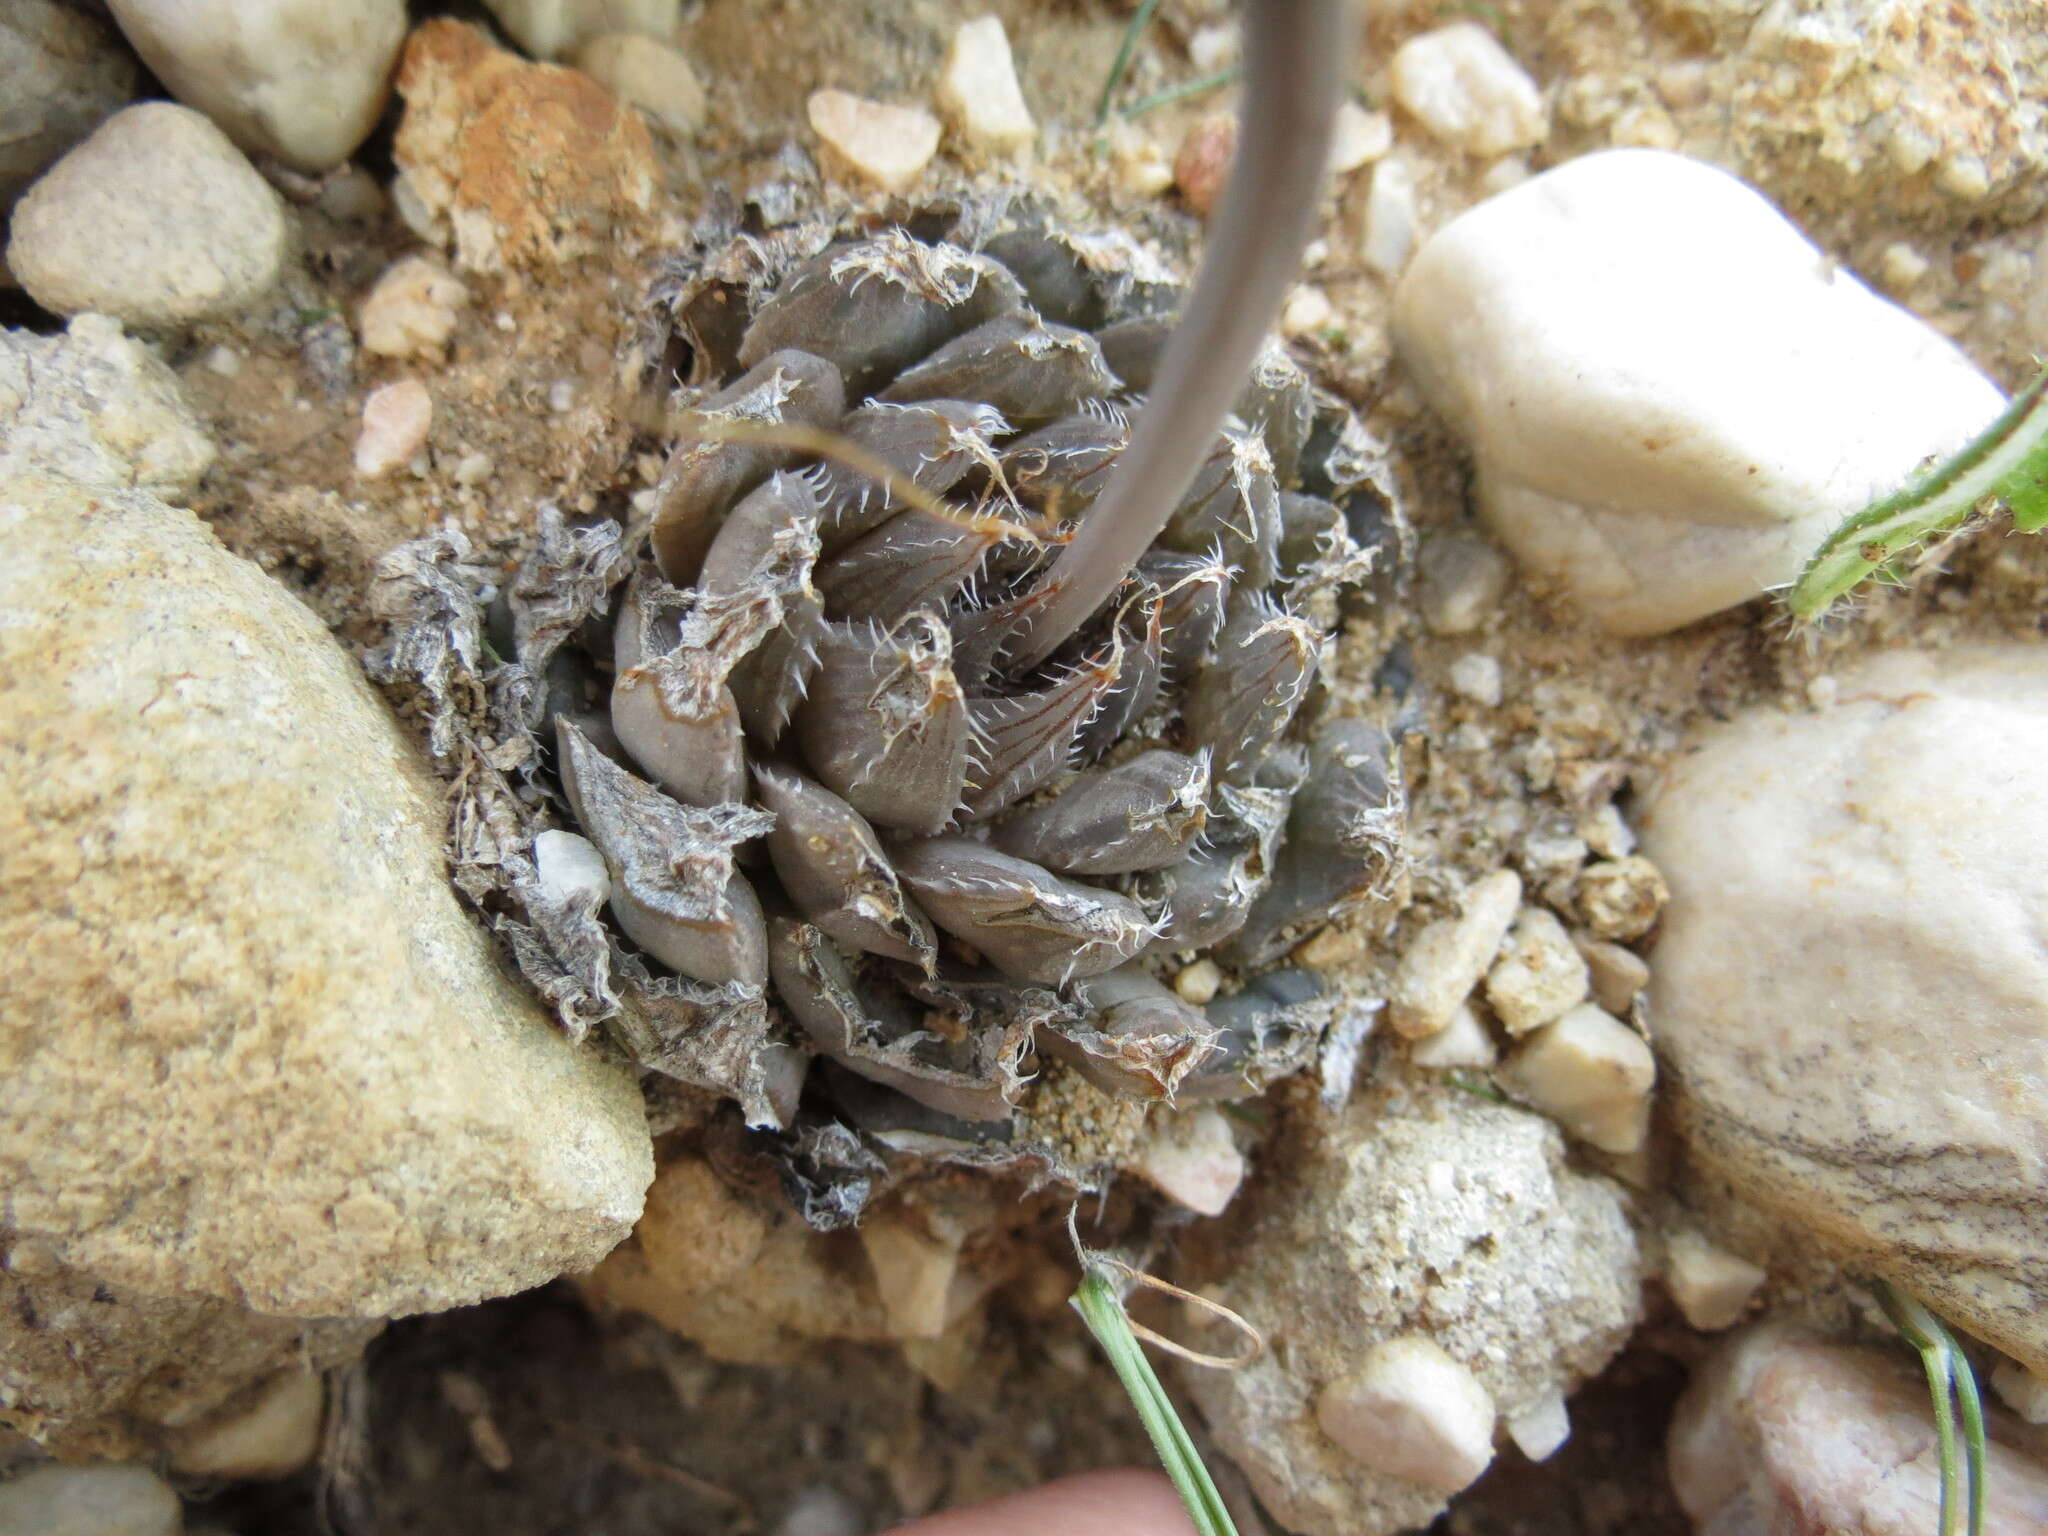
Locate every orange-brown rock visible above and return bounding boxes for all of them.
[391,18,655,273]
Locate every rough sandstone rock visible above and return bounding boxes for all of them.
[105,0,407,172]
[1184,1076,1641,1536]
[1641,646,2048,1375]
[5,103,289,330]
[392,18,656,273]
[1671,1325,2048,1533]
[0,344,652,1454]
[0,0,137,211]
[1392,149,2005,635]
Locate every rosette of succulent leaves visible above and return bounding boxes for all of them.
[372,195,1407,1225]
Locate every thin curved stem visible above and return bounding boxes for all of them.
[1015,0,1350,669]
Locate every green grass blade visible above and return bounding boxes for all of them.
[1873,1280,1991,1536]
[1122,67,1241,118]
[1785,364,2048,619]
[1095,0,1166,128]
[1072,1268,1239,1536]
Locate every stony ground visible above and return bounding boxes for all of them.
[8,0,2048,1533]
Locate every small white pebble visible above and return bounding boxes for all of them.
[1280,283,1334,337]
[1573,932,1649,1015]
[576,32,707,135]
[778,1485,864,1536]
[858,1215,960,1340]
[1174,958,1223,1005]
[1578,802,1636,860]
[1663,1228,1766,1331]
[807,89,940,193]
[204,343,242,377]
[548,380,577,413]
[1418,530,1511,635]
[1991,1361,2048,1426]
[1361,154,1419,279]
[453,450,495,487]
[359,254,469,360]
[630,486,659,514]
[1486,906,1589,1034]
[1447,652,1503,707]
[353,378,433,480]
[1506,1389,1571,1462]
[1389,22,1547,157]
[1133,1108,1245,1217]
[1409,998,1498,1068]
[1389,868,1522,1038]
[317,165,388,223]
[933,16,1035,155]
[1302,237,1331,268]
[1805,674,1839,710]
[1317,1336,1497,1494]
[169,1369,324,1480]
[1478,154,1531,195]
[1328,101,1393,174]
[1875,240,1925,290]
[1576,855,1669,941]
[1503,1001,1656,1153]
[493,310,517,332]
[1105,119,1175,198]
[1187,22,1241,74]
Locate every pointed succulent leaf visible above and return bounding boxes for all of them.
[698,470,824,596]
[650,348,845,585]
[766,918,1026,1122]
[815,507,1011,626]
[755,761,938,971]
[794,614,973,834]
[556,719,774,984]
[1040,965,1223,1101]
[1075,584,1165,758]
[1158,425,1282,588]
[1094,312,1175,393]
[991,748,1209,876]
[1183,594,1320,784]
[736,232,1025,391]
[892,837,1157,983]
[1234,340,1315,485]
[1001,406,1130,520]
[877,312,1119,425]
[809,399,1011,550]
[1140,549,1231,679]
[729,590,824,748]
[961,644,1123,820]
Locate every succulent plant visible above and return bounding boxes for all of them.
[371,207,1405,1200]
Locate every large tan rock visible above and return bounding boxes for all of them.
[1642,647,2048,1374]
[0,344,653,1452]
[1183,1076,1641,1536]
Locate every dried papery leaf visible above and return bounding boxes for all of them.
[1044,966,1222,1101]
[737,231,1024,390]
[497,830,618,1041]
[962,645,1124,820]
[1076,585,1165,759]
[795,614,972,834]
[1002,406,1129,518]
[365,527,495,760]
[810,400,1012,549]
[697,471,824,596]
[892,837,1157,983]
[770,1119,889,1233]
[878,313,1119,425]
[1159,427,1281,589]
[495,506,631,733]
[1141,549,1231,679]
[992,749,1210,876]
[1234,341,1315,485]
[814,507,1013,627]
[1220,718,1405,968]
[1183,595,1319,784]
[557,719,775,984]
[607,948,796,1129]
[767,919,1026,1122]
[1275,491,1346,584]
[650,348,845,585]
[755,762,938,971]
[1135,776,1294,954]
[822,1064,1022,1157]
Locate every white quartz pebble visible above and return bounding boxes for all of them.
[1408,998,1498,1069]
[1662,1229,1766,1332]
[1504,1002,1655,1153]
[169,1368,325,1479]
[1485,906,1589,1034]
[1132,1107,1246,1217]
[483,0,678,60]
[354,378,433,479]
[1393,150,2006,635]
[1505,1389,1570,1462]
[933,17,1035,156]
[1389,868,1521,1038]
[1360,154,1418,279]
[107,0,406,172]
[1316,1335,1497,1494]
[1389,23,1545,157]
[576,32,706,134]
[1328,102,1393,174]
[807,90,940,193]
[358,254,469,360]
